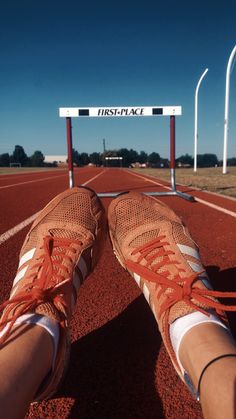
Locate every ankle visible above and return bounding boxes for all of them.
[14,313,60,368]
[0,323,55,416]
[179,322,236,388]
[202,358,236,414]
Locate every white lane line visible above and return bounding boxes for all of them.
[82,169,106,185]
[126,169,236,218]
[0,213,39,245]
[0,174,67,190]
[0,170,106,245]
[126,170,171,188]
[193,196,236,218]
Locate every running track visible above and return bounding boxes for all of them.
[1,167,236,419]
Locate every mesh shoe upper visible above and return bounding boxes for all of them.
[108,192,236,377]
[0,186,106,401]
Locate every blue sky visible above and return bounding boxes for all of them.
[0,0,236,159]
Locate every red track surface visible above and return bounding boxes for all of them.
[1,167,236,419]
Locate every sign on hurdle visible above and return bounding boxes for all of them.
[59,106,193,201]
[105,156,123,167]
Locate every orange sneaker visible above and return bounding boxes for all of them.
[108,191,236,394]
[0,186,106,401]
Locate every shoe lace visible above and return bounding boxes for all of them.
[0,235,83,342]
[126,236,236,318]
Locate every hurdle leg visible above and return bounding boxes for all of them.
[169,115,194,202]
[66,117,74,188]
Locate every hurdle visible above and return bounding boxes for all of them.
[105,156,123,167]
[59,106,194,201]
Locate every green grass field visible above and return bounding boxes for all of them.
[133,167,236,198]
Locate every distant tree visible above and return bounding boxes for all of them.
[129,149,139,163]
[30,150,45,167]
[89,152,101,166]
[104,150,118,157]
[160,158,169,168]
[11,145,28,166]
[103,150,118,167]
[79,152,90,166]
[197,154,218,168]
[0,153,10,167]
[176,154,193,166]
[139,150,148,164]
[44,161,58,167]
[72,148,80,166]
[227,157,236,166]
[148,152,161,166]
[117,148,130,167]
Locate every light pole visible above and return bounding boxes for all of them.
[194,68,209,172]
[103,138,106,153]
[223,44,236,174]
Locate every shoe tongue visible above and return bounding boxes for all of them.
[130,229,160,247]
[49,228,84,241]
[39,221,94,243]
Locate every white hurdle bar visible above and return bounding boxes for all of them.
[59,106,194,202]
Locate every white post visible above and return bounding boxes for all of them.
[194,68,209,172]
[223,44,236,174]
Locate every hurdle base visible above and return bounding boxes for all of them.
[97,190,195,202]
[145,190,195,202]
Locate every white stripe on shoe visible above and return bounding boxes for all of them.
[18,248,36,268]
[188,261,212,289]
[133,272,151,305]
[177,244,212,289]
[71,255,90,310]
[133,272,141,286]
[11,248,36,296]
[188,261,204,272]
[143,283,150,303]
[12,250,88,304]
[13,266,28,288]
[177,244,200,260]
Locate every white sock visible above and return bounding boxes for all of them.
[170,311,228,375]
[14,313,60,368]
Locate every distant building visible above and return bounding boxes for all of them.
[177,162,191,168]
[44,155,67,166]
[130,162,147,168]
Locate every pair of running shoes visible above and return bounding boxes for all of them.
[0,187,231,401]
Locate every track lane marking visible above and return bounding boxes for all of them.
[126,169,236,218]
[82,170,106,185]
[0,213,39,245]
[193,197,236,218]
[0,170,106,245]
[0,174,67,190]
[126,170,171,188]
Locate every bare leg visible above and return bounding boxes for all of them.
[179,323,236,419]
[0,324,53,419]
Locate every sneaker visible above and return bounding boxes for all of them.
[0,186,106,401]
[108,191,232,391]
